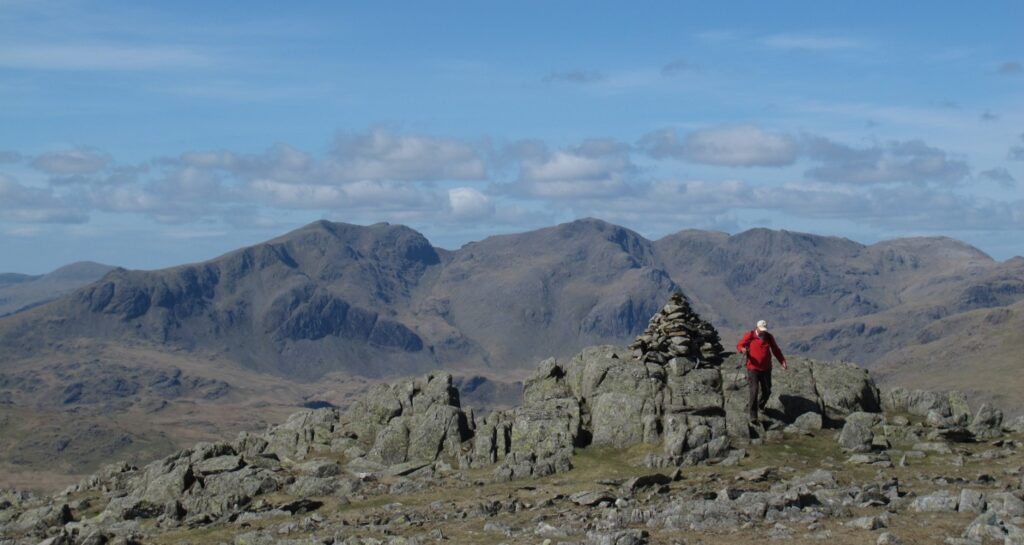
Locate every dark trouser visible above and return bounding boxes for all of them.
[747,369,772,419]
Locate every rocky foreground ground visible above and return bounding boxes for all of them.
[2,295,1023,545]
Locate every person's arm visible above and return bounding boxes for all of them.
[769,334,788,369]
[737,331,754,354]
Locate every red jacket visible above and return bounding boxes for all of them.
[737,330,786,372]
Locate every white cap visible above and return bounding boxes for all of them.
[756,320,769,332]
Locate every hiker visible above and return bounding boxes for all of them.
[737,319,787,422]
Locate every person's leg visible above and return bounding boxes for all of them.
[758,370,772,410]
[747,369,760,420]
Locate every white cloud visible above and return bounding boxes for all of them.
[328,128,486,182]
[640,125,799,167]
[513,139,636,199]
[0,174,88,223]
[447,187,493,220]
[31,147,111,175]
[804,137,969,185]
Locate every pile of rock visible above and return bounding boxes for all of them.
[629,292,725,367]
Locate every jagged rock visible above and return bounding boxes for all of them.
[838,418,875,453]
[264,409,341,461]
[961,510,1024,543]
[571,490,616,506]
[969,403,1004,440]
[195,455,243,475]
[586,529,648,545]
[877,532,902,545]
[508,397,580,458]
[622,474,672,493]
[761,359,822,420]
[957,489,986,513]
[737,466,776,482]
[910,490,958,512]
[407,404,466,462]
[9,503,72,535]
[794,411,823,431]
[295,459,340,478]
[988,491,1024,517]
[813,362,880,419]
[882,387,972,419]
[285,476,340,497]
[847,514,888,529]
[912,442,952,454]
[367,416,411,465]
[180,466,280,521]
[138,461,196,507]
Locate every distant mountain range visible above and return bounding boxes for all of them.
[3,219,1021,377]
[0,261,115,317]
[1,219,1022,486]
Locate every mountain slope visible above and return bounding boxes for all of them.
[0,261,115,317]
[2,220,1022,380]
[0,222,443,379]
[871,298,1024,416]
[424,219,677,369]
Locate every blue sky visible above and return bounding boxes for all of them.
[1,1,1022,273]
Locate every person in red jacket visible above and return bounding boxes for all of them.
[737,319,788,422]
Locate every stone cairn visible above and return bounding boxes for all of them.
[629,291,726,367]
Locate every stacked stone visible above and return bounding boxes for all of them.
[629,292,725,367]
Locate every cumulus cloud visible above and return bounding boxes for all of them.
[639,125,799,167]
[327,128,486,182]
[512,139,636,198]
[0,175,88,223]
[979,167,1016,188]
[31,147,112,175]
[803,136,969,185]
[447,187,493,220]
[542,70,604,84]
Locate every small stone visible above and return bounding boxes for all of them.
[846,515,887,530]
[794,412,823,431]
[570,490,616,506]
[877,532,902,545]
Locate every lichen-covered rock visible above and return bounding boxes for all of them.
[508,397,580,458]
[969,403,1004,440]
[264,408,342,461]
[910,490,958,512]
[838,419,874,453]
[793,411,823,431]
[813,362,880,420]
[9,503,72,536]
